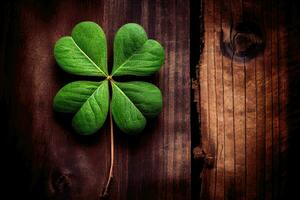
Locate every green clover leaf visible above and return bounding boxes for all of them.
[53,22,164,135]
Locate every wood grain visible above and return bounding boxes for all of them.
[1,0,190,199]
[2,1,300,199]
[198,0,294,199]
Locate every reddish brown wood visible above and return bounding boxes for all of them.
[198,0,293,199]
[2,1,300,199]
[1,0,190,199]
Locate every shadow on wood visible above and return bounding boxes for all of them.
[197,0,300,199]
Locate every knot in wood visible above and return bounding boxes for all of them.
[48,169,72,198]
[234,33,253,53]
[220,21,265,62]
[193,146,214,169]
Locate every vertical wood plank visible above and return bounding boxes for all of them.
[199,0,210,198]
[270,1,280,198]
[277,0,289,197]
[199,0,289,199]
[207,0,217,198]
[231,2,247,198]
[1,0,191,199]
[221,1,236,199]
[214,0,225,199]
[243,2,258,199]
[264,1,274,199]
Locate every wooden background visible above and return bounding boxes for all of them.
[1,0,190,199]
[1,0,300,200]
[197,0,300,199]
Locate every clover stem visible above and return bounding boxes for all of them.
[101,106,114,198]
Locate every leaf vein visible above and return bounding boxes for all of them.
[70,38,107,76]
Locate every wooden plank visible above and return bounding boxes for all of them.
[230,1,247,198]
[214,0,225,199]
[245,53,257,200]
[270,0,280,198]
[1,0,191,199]
[199,0,211,198]
[277,0,289,198]
[255,38,266,200]
[199,0,290,199]
[242,2,258,199]
[221,1,236,199]
[207,0,217,198]
[262,0,274,199]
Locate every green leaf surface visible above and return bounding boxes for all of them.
[111,82,146,134]
[112,23,165,76]
[54,21,107,76]
[114,81,163,118]
[54,80,109,135]
[111,81,162,134]
[53,22,165,135]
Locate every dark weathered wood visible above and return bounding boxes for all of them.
[197,0,297,199]
[1,0,190,199]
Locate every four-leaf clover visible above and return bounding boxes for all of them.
[53,21,165,135]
